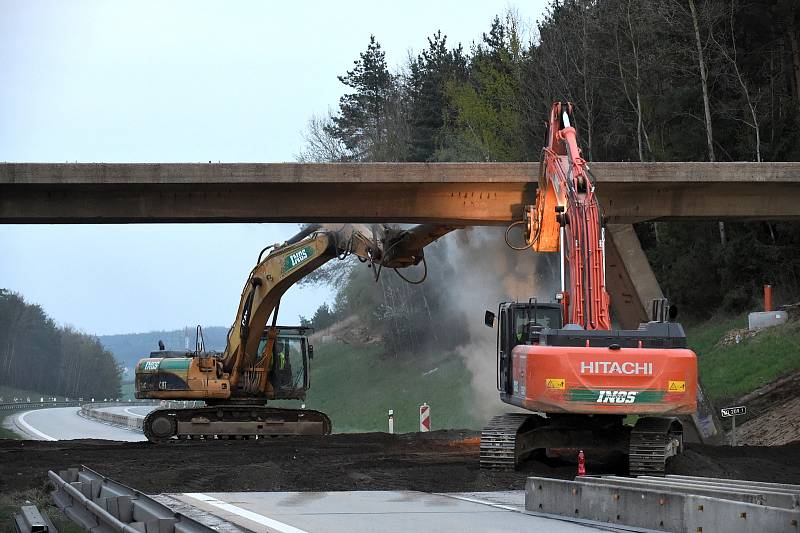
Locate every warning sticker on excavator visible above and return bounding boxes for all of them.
[668,380,686,392]
[546,378,566,390]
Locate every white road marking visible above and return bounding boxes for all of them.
[124,407,146,417]
[17,410,57,441]
[436,493,520,512]
[183,493,309,533]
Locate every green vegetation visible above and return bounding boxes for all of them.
[0,290,121,400]
[276,341,478,433]
[688,315,800,403]
[0,412,20,440]
[0,385,67,403]
[0,488,81,533]
[300,3,800,331]
[120,381,135,401]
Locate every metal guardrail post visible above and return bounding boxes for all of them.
[49,466,215,533]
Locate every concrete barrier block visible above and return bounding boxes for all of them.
[748,311,788,330]
[526,476,800,532]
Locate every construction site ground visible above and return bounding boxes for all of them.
[2,430,800,498]
[734,369,800,445]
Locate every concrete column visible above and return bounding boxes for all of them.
[604,224,663,329]
[605,224,724,445]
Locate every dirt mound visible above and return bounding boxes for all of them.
[734,370,800,445]
[670,441,800,482]
[310,315,381,346]
[2,430,800,497]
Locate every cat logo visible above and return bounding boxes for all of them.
[668,380,686,392]
[545,378,566,390]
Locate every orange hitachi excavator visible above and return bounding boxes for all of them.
[481,102,697,475]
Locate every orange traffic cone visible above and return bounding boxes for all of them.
[577,450,586,476]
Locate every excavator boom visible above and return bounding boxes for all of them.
[135,223,457,442]
[482,102,698,475]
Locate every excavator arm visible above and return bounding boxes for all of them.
[136,222,457,442]
[523,102,610,330]
[220,223,458,392]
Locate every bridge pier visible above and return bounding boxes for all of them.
[605,224,724,445]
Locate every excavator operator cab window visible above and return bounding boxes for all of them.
[512,304,563,345]
[269,336,308,394]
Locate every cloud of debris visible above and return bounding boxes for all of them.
[442,227,558,419]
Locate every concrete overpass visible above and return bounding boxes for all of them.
[2,161,799,328]
[2,162,798,224]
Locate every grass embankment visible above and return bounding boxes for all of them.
[687,314,800,404]
[276,342,479,433]
[0,489,80,533]
[120,381,135,400]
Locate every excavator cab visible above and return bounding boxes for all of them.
[136,326,315,401]
[259,326,313,399]
[487,300,563,395]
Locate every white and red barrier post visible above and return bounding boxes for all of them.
[419,403,430,432]
[388,409,394,434]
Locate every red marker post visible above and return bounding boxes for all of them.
[577,450,586,476]
[419,403,431,432]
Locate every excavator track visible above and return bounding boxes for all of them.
[143,405,332,443]
[629,417,683,477]
[480,413,536,469]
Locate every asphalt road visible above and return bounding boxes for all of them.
[8,406,147,441]
[165,490,606,533]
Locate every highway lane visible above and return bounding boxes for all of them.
[167,490,605,533]
[8,407,147,441]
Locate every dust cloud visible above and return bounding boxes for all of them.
[442,227,558,419]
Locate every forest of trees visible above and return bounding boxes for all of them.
[0,289,122,398]
[299,0,800,353]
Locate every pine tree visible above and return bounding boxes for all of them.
[328,35,395,161]
[407,31,467,161]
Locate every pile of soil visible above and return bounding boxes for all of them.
[1,430,799,497]
[734,370,800,445]
[310,315,381,346]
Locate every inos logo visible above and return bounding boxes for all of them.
[596,390,637,404]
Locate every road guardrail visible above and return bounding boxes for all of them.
[49,466,215,533]
[79,402,156,431]
[0,401,81,411]
[79,401,202,432]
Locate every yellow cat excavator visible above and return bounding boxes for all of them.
[135,223,455,442]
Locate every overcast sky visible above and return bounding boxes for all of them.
[0,0,547,336]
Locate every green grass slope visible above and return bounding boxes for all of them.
[688,314,800,403]
[276,342,479,433]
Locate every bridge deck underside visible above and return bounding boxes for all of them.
[2,181,798,224]
[2,162,798,224]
